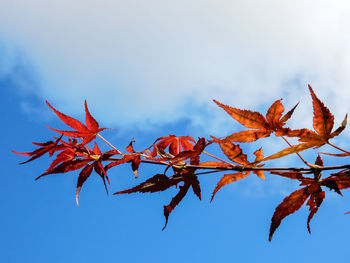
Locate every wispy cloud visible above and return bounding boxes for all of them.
[0,0,350,134]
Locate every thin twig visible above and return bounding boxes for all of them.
[203,151,232,166]
[327,142,350,155]
[107,157,350,173]
[97,133,123,156]
[194,170,224,176]
[281,136,312,167]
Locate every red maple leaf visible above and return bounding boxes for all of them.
[46,100,106,145]
[32,139,119,205]
[12,135,63,164]
[113,139,206,230]
[150,135,196,157]
[104,141,143,178]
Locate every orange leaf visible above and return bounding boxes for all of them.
[329,113,348,139]
[213,100,269,130]
[280,128,319,142]
[253,148,265,179]
[253,170,265,180]
[266,99,284,129]
[214,99,298,143]
[263,142,319,162]
[218,141,249,165]
[279,102,299,125]
[211,172,250,201]
[224,130,271,143]
[308,85,334,138]
[276,87,345,144]
[253,148,264,163]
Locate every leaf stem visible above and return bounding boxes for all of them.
[97,133,123,156]
[203,151,232,166]
[327,142,350,154]
[194,170,223,176]
[281,136,312,167]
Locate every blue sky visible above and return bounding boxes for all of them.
[1,1,350,262]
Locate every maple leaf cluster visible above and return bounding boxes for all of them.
[14,85,350,241]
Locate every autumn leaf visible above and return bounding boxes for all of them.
[35,159,91,181]
[190,175,202,200]
[268,155,332,240]
[13,85,350,241]
[46,100,106,145]
[252,148,265,180]
[149,137,206,167]
[213,99,298,142]
[126,140,136,153]
[107,155,141,178]
[151,135,196,157]
[104,156,133,171]
[321,169,350,194]
[309,85,334,138]
[262,142,317,162]
[162,173,201,230]
[266,100,285,129]
[104,140,142,178]
[266,86,347,161]
[217,141,249,166]
[270,184,324,241]
[93,158,110,194]
[114,172,201,230]
[76,164,94,205]
[46,147,76,171]
[114,174,180,195]
[306,190,325,233]
[31,140,115,205]
[211,142,265,200]
[131,156,142,178]
[270,156,324,185]
[269,187,309,241]
[213,100,269,129]
[163,181,191,230]
[211,172,249,201]
[12,135,63,164]
[75,143,115,204]
[283,85,342,142]
[217,141,265,176]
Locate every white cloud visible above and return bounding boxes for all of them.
[0,0,350,134]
